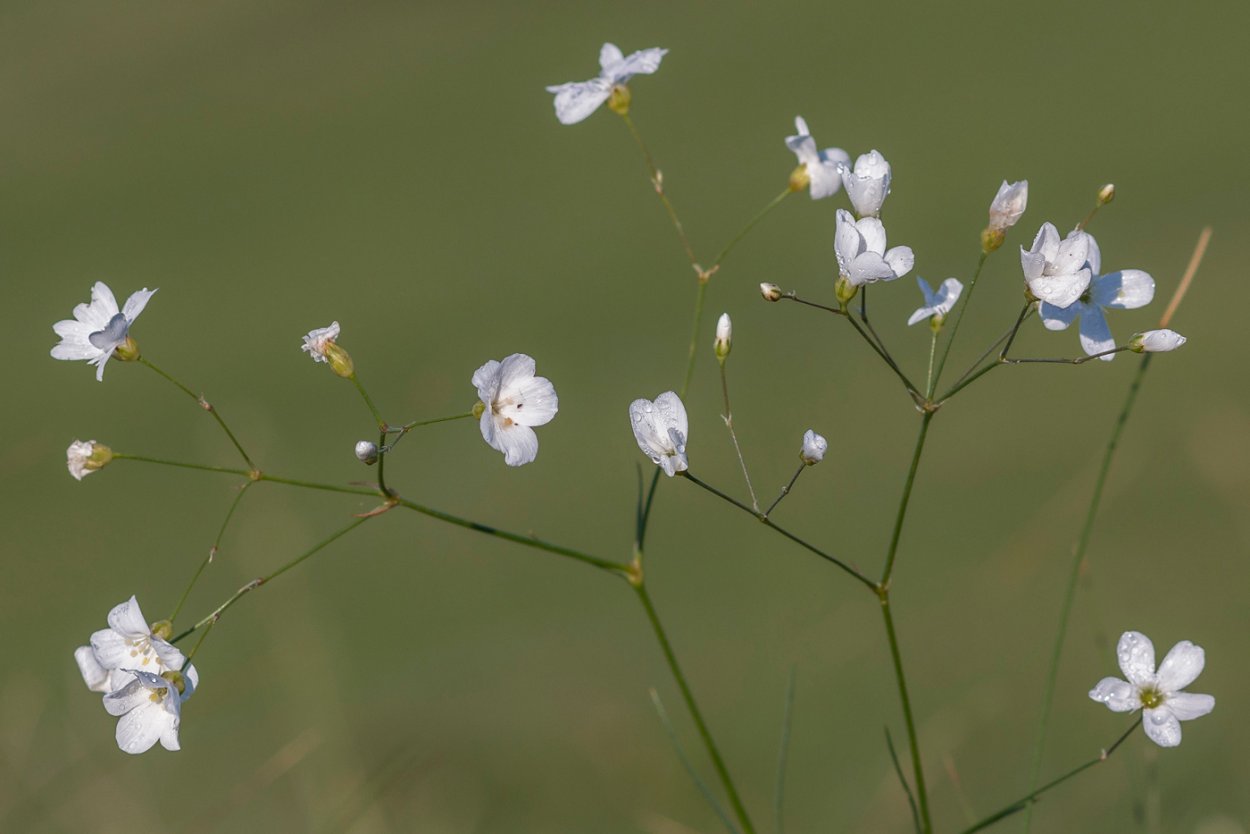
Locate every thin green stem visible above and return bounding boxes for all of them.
[880,412,934,586]
[880,595,932,833]
[1023,355,1153,829]
[1002,347,1128,364]
[681,280,709,399]
[181,620,215,667]
[774,667,797,834]
[845,313,923,403]
[375,428,392,496]
[634,581,756,834]
[711,188,791,269]
[765,464,806,518]
[778,292,843,315]
[169,480,255,623]
[649,688,741,834]
[384,412,474,454]
[138,357,257,470]
[635,467,663,557]
[113,453,252,477]
[930,251,989,393]
[942,310,1035,400]
[350,373,387,430]
[681,471,877,591]
[961,718,1141,834]
[171,517,369,644]
[926,329,938,397]
[885,726,922,834]
[620,112,699,269]
[720,361,759,512]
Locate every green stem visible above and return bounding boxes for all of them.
[880,593,932,833]
[962,718,1141,834]
[384,412,475,454]
[635,467,663,557]
[711,188,791,269]
[681,471,877,591]
[880,411,934,586]
[620,112,699,270]
[1023,355,1153,829]
[926,329,938,397]
[138,357,257,470]
[350,373,386,430]
[650,688,741,834]
[634,581,757,834]
[720,361,759,511]
[681,280,709,399]
[375,427,392,496]
[169,480,255,623]
[844,313,923,403]
[930,251,989,393]
[765,464,805,518]
[885,726,922,834]
[774,667,798,834]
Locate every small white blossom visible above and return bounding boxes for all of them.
[1090,630,1214,748]
[74,596,185,694]
[354,440,379,465]
[1020,223,1094,308]
[546,43,667,125]
[104,666,198,754]
[66,439,112,481]
[714,313,732,359]
[834,209,914,287]
[472,354,559,467]
[785,117,849,200]
[841,150,892,217]
[1131,329,1187,353]
[1038,235,1154,361]
[907,277,963,326]
[987,180,1028,233]
[301,321,341,363]
[800,430,827,465]
[629,391,689,477]
[51,282,156,381]
[760,282,783,302]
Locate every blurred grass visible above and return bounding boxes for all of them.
[2,1,1248,831]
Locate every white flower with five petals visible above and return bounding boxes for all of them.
[1020,223,1093,308]
[472,354,559,467]
[1038,235,1154,361]
[546,43,667,125]
[841,150,892,217]
[104,666,198,754]
[1089,630,1214,748]
[629,391,688,477]
[907,277,963,326]
[50,282,156,381]
[785,117,849,200]
[74,596,185,694]
[834,209,914,288]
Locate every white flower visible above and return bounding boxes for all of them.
[74,596,185,694]
[629,391,688,477]
[1131,329,1187,353]
[907,277,963,326]
[987,180,1028,233]
[471,354,559,467]
[714,313,732,359]
[546,43,667,125]
[841,150,892,217]
[800,430,827,465]
[785,117,849,200]
[834,209,914,287]
[104,666,198,754]
[51,282,156,381]
[301,321,341,363]
[1089,630,1214,748]
[1020,223,1094,308]
[66,439,112,481]
[1038,235,1154,361]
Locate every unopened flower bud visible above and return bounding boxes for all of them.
[983,180,1028,252]
[760,282,783,302]
[714,313,732,360]
[355,440,379,465]
[800,429,827,465]
[1097,183,1116,205]
[1130,329,1187,353]
[302,321,354,378]
[788,164,811,193]
[66,439,113,481]
[608,83,631,116]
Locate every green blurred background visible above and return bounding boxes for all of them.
[3,1,1247,831]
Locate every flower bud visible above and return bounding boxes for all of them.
[608,83,631,116]
[987,180,1028,233]
[355,440,379,465]
[113,335,141,362]
[760,282,783,302]
[714,313,732,360]
[788,164,811,193]
[1129,329,1187,353]
[1097,183,1116,205]
[324,342,354,378]
[66,439,113,481]
[800,429,827,465]
[842,150,891,218]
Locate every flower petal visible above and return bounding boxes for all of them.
[90,627,131,669]
[1117,631,1157,687]
[1092,270,1155,310]
[1156,640,1205,692]
[808,160,843,199]
[107,596,150,638]
[493,424,539,467]
[1142,705,1182,747]
[546,79,613,125]
[599,43,624,72]
[883,246,914,279]
[1077,305,1116,360]
[610,47,667,81]
[114,701,170,755]
[75,646,111,692]
[471,359,502,404]
[1165,692,1214,721]
[502,376,558,427]
[1089,677,1138,712]
[121,288,157,322]
[1038,300,1082,331]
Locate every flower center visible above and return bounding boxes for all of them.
[1139,685,1165,710]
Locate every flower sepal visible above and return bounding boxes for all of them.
[607,83,631,116]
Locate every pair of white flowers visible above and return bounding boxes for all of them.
[784,118,891,218]
[74,596,197,755]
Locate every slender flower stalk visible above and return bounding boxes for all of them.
[383,412,475,454]
[620,112,699,271]
[168,480,255,623]
[719,358,759,512]
[880,596,932,833]
[350,374,386,430]
[765,464,806,517]
[137,357,257,471]
[710,188,792,270]
[928,251,989,398]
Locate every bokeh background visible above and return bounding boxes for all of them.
[2,1,1247,832]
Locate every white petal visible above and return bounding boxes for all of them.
[471,359,503,404]
[89,628,131,669]
[502,375,558,427]
[1020,247,1047,283]
[1077,305,1116,360]
[493,424,540,467]
[121,288,157,322]
[1053,231,1091,276]
[907,306,933,326]
[847,253,896,286]
[1165,692,1214,721]
[496,354,538,396]
[599,43,624,72]
[808,161,842,199]
[1092,270,1155,310]
[883,246,914,279]
[89,282,121,322]
[75,646,111,692]
[1089,677,1138,712]
[855,217,887,255]
[51,342,102,361]
[936,278,963,310]
[1030,223,1060,264]
[1142,705,1182,747]
[103,677,153,716]
[915,277,938,307]
[547,79,612,125]
[833,210,862,270]
[611,47,667,82]
[114,701,171,755]
[1117,631,1157,688]
[1038,300,1082,331]
[1085,234,1101,277]
[1030,267,1091,309]
[151,638,186,672]
[1155,640,1205,692]
[107,596,150,638]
